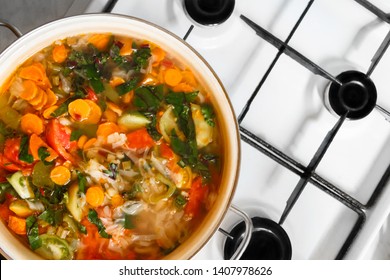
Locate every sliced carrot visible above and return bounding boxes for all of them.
[28,87,45,106]
[8,215,27,235]
[119,38,133,56]
[50,165,71,185]
[33,90,48,111]
[68,99,91,122]
[19,63,50,88]
[83,138,97,150]
[52,44,69,63]
[84,100,102,124]
[88,34,111,51]
[77,135,88,149]
[96,122,121,139]
[103,109,118,123]
[111,194,124,208]
[152,47,165,66]
[122,90,134,104]
[106,101,122,116]
[173,83,194,93]
[20,80,38,101]
[29,134,58,162]
[126,128,154,149]
[109,76,125,87]
[86,186,105,208]
[43,105,59,119]
[45,88,58,108]
[164,68,182,87]
[20,113,44,135]
[182,70,197,87]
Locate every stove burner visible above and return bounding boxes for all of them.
[328,70,377,120]
[184,0,235,26]
[224,217,292,260]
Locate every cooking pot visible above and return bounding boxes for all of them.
[0,14,249,260]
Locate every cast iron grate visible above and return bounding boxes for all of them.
[234,0,390,259]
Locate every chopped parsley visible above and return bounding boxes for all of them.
[88,209,112,239]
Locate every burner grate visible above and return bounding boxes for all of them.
[234,0,390,259]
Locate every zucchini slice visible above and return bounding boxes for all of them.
[118,112,150,131]
[35,234,73,260]
[6,171,35,199]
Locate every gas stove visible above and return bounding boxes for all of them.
[4,0,390,260]
[103,0,390,260]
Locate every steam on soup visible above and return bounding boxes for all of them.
[0,33,222,259]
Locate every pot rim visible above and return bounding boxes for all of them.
[0,13,241,260]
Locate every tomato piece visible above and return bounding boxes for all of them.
[159,141,174,160]
[0,203,12,223]
[0,153,21,171]
[126,128,154,149]
[85,87,98,102]
[3,138,33,167]
[45,119,77,163]
[185,176,208,218]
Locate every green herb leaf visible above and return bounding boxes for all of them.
[90,79,104,93]
[70,130,83,141]
[133,85,164,112]
[201,104,215,127]
[0,182,17,203]
[38,147,53,166]
[133,47,151,72]
[19,135,34,164]
[116,77,139,95]
[76,171,87,193]
[144,113,162,141]
[174,194,188,208]
[124,214,135,229]
[26,216,42,250]
[51,99,72,117]
[88,209,112,239]
[38,209,63,226]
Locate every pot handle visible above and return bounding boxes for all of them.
[0,19,22,38]
[222,204,253,260]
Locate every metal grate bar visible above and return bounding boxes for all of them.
[310,174,365,210]
[354,0,390,24]
[336,213,366,259]
[279,113,348,224]
[183,25,194,41]
[102,0,119,13]
[238,0,314,123]
[366,162,390,208]
[240,126,306,175]
[375,104,390,123]
[367,29,390,76]
[240,14,342,86]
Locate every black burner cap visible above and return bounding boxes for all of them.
[224,217,292,260]
[184,0,235,26]
[328,70,377,120]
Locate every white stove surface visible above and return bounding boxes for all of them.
[105,0,390,259]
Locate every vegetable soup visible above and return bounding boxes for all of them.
[0,33,222,259]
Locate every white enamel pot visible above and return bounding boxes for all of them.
[0,14,245,260]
